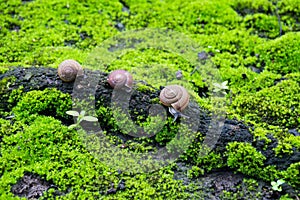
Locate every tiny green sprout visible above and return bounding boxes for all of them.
[66,110,98,129]
[271,179,285,192]
[213,81,229,95]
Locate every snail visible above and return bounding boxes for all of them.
[58,59,83,82]
[107,69,133,92]
[159,85,190,121]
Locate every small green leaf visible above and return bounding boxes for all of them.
[68,124,77,129]
[213,83,221,88]
[80,110,86,116]
[277,179,285,185]
[82,116,98,122]
[66,110,79,116]
[271,181,276,186]
[221,81,228,87]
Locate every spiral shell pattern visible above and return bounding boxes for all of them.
[58,59,83,82]
[107,69,133,90]
[159,85,190,112]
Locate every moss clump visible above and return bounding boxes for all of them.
[278,0,300,31]
[0,0,122,67]
[0,115,188,199]
[243,14,282,38]
[123,0,241,34]
[12,88,72,123]
[255,32,300,75]
[226,142,266,176]
[232,79,300,128]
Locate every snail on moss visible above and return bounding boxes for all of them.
[159,85,190,121]
[58,59,83,82]
[107,69,133,92]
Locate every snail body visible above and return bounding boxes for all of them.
[58,59,83,82]
[159,85,190,112]
[107,69,133,91]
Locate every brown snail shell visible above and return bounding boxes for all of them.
[107,69,133,90]
[159,85,190,112]
[58,59,83,82]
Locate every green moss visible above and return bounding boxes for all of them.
[243,14,283,38]
[255,32,300,75]
[0,116,188,199]
[123,0,241,34]
[251,127,272,148]
[226,142,266,176]
[12,88,72,123]
[0,0,122,66]
[0,66,9,74]
[232,80,300,128]
[281,162,300,188]
[274,134,300,156]
[278,0,300,31]
[135,83,155,93]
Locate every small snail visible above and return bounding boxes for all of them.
[159,85,190,121]
[107,69,133,91]
[58,59,83,82]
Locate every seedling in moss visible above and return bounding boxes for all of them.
[271,179,285,192]
[213,81,229,95]
[66,110,98,129]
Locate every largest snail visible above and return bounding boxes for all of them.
[58,59,83,82]
[159,85,190,121]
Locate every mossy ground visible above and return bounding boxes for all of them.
[0,0,299,199]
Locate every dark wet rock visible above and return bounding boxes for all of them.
[79,31,89,40]
[11,173,55,199]
[250,65,263,73]
[64,40,77,46]
[173,162,192,185]
[115,22,125,31]
[117,179,126,190]
[106,183,117,194]
[120,0,130,14]
[197,51,209,61]
[176,70,183,80]
[288,129,300,136]
[174,164,281,200]
[213,119,253,153]
[254,134,300,170]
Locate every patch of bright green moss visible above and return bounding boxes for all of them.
[232,79,300,128]
[255,32,300,75]
[226,142,266,176]
[0,0,122,67]
[12,88,72,123]
[278,0,300,31]
[0,115,189,199]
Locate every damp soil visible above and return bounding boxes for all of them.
[1,67,299,199]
